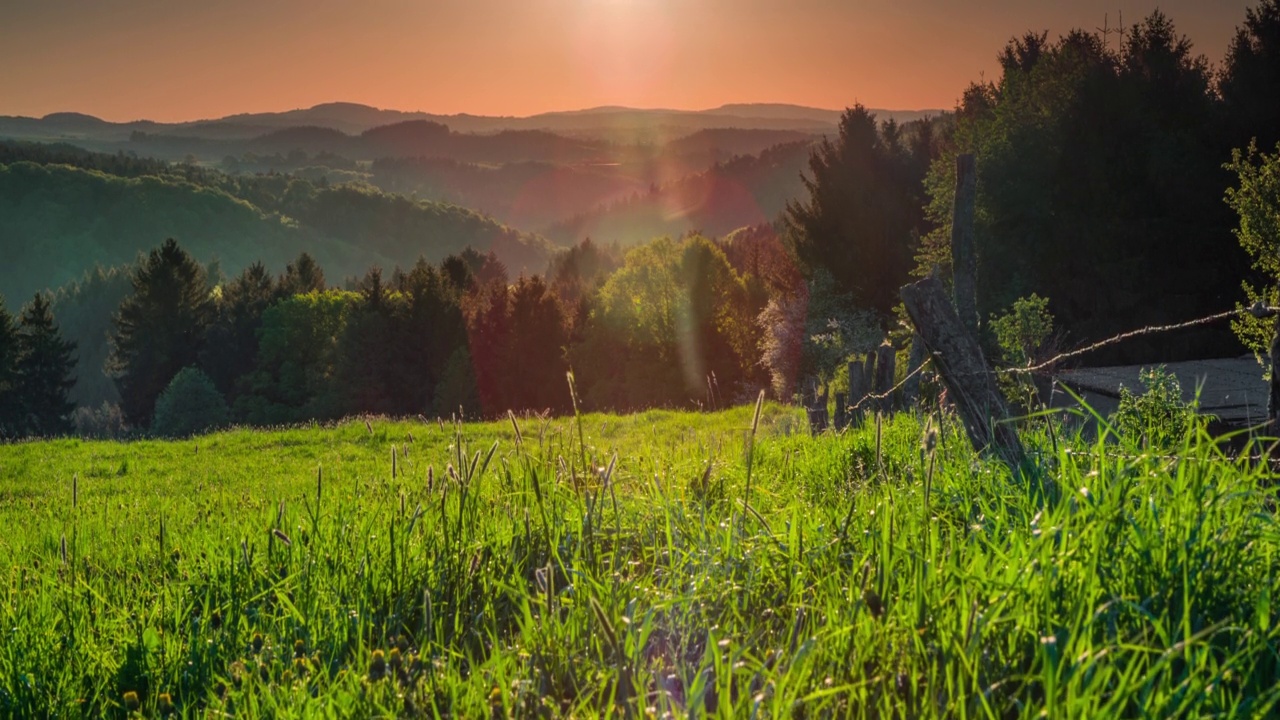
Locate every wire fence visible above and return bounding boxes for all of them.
[842,303,1278,416]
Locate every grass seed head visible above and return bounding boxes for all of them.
[922,421,938,456]
[158,692,174,715]
[122,691,140,711]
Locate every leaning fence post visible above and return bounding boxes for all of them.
[951,153,979,336]
[901,276,1035,485]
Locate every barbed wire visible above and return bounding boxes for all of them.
[837,302,1279,414]
[1007,302,1278,375]
[846,363,930,414]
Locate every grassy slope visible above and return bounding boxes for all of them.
[0,406,1277,717]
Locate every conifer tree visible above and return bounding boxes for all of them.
[15,293,77,437]
[279,252,326,296]
[109,239,213,428]
[0,298,19,437]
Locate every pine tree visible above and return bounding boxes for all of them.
[279,252,326,296]
[202,262,277,400]
[15,293,77,437]
[0,298,19,437]
[109,239,213,428]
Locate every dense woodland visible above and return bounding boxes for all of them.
[2,5,1280,439]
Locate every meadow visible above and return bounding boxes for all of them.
[0,401,1277,718]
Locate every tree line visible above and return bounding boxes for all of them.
[0,227,827,439]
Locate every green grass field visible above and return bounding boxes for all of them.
[0,403,1277,718]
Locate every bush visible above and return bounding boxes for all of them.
[72,402,125,439]
[990,294,1056,409]
[1111,366,1204,450]
[151,368,230,438]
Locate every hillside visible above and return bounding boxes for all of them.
[0,145,555,303]
[548,140,815,244]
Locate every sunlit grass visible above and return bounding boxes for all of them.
[0,404,1276,717]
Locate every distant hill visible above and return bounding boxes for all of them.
[0,102,944,147]
[371,158,645,230]
[0,142,555,303]
[547,140,816,245]
[367,129,824,231]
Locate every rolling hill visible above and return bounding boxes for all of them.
[0,143,555,304]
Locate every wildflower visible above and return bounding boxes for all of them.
[122,691,140,711]
[368,649,387,681]
[293,639,305,658]
[158,692,175,715]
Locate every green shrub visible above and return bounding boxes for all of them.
[989,293,1055,408]
[1111,366,1204,450]
[151,367,230,438]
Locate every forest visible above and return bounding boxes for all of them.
[2,5,1280,441]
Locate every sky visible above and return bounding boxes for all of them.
[0,0,1259,122]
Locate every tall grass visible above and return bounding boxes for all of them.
[0,404,1276,717]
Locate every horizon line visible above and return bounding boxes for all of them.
[0,100,951,126]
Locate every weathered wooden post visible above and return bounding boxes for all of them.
[834,394,848,430]
[874,341,896,413]
[848,359,869,426]
[951,154,979,336]
[805,379,829,435]
[902,334,927,407]
[1269,307,1280,432]
[901,276,1033,483]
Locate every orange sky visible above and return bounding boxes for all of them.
[0,0,1258,122]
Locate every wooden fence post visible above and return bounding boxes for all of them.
[901,276,1034,483]
[1270,309,1280,432]
[874,341,897,413]
[805,379,829,435]
[951,154,979,336]
[848,360,868,426]
[902,334,927,406]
